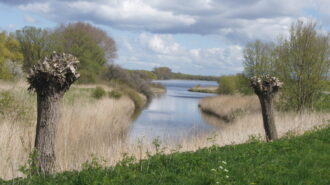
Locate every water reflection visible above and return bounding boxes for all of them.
[129,80,219,143]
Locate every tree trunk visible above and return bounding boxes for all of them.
[250,75,282,142]
[28,52,80,175]
[257,94,278,141]
[34,93,62,174]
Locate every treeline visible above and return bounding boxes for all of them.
[1,23,117,83]
[130,67,219,81]
[0,23,158,105]
[218,20,330,111]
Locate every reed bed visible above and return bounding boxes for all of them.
[1,86,329,180]
[0,83,134,180]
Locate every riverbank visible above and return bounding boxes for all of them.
[198,95,260,121]
[188,85,218,93]
[3,125,330,184]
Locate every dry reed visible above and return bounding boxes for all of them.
[0,87,329,180]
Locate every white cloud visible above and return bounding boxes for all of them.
[3,0,330,75]
[118,33,243,75]
[24,15,36,23]
[18,2,51,14]
[6,0,317,41]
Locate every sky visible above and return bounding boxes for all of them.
[0,0,329,76]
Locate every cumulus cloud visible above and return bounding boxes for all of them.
[24,15,37,23]
[1,0,325,42]
[1,0,329,75]
[117,33,243,75]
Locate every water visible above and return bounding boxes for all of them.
[129,80,219,143]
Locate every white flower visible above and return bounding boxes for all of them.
[211,169,216,172]
[222,161,227,164]
[224,169,229,172]
[226,175,229,178]
[219,166,223,169]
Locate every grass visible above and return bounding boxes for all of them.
[2,125,330,185]
[188,85,218,94]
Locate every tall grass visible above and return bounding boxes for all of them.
[0,82,135,180]
[0,84,329,180]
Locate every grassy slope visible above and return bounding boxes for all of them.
[2,126,330,185]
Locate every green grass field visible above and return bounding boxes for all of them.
[2,126,330,185]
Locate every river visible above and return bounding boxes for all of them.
[129,80,219,144]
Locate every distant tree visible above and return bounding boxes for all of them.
[53,23,111,83]
[15,27,52,72]
[243,40,275,78]
[153,67,173,80]
[64,22,117,63]
[275,20,330,110]
[217,74,253,95]
[0,32,23,79]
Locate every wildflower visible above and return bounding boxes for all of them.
[219,166,223,169]
[211,169,216,172]
[222,161,227,164]
[216,182,220,184]
[226,175,229,178]
[224,169,229,172]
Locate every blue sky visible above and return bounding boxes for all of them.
[0,0,328,75]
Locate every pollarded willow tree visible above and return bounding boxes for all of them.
[27,52,80,174]
[250,75,283,141]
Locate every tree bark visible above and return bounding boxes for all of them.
[34,93,62,174]
[28,52,80,175]
[250,75,282,142]
[257,94,278,141]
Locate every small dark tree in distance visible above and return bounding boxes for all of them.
[250,75,283,141]
[27,52,80,174]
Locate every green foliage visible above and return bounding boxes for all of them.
[92,87,106,99]
[243,20,330,111]
[104,65,153,100]
[0,32,23,80]
[54,25,107,84]
[19,149,40,177]
[122,86,145,110]
[243,40,275,78]
[275,21,330,111]
[108,90,122,99]
[313,94,330,111]
[15,27,51,72]
[81,154,107,171]
[172,72,219,81]
[217,75,238,94]
[150,67,219,81]
[4,126,330,184]
[217,74,253,95]
[62,87,95,104]
[0,90,35,121]
[128,70,158,80]
[153,67,173,80]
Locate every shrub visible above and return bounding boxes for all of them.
[92,87,106,99]
[217,74,253,95]
[103,65,153,100]
[108,90,122,99]
[0,90,35,122]
[121,87,144,110]
[217,75,237,94]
